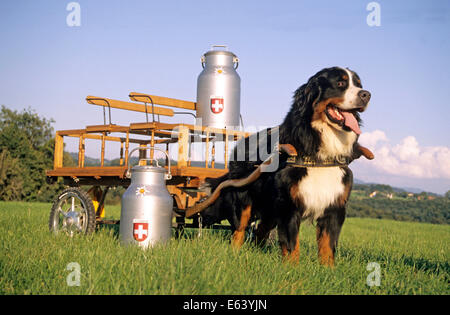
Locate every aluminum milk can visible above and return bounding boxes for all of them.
[119,147,173,249]
[196,45,241,129]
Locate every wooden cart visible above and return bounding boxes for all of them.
[46,92,249,236]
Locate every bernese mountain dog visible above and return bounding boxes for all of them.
[198,67,371,266]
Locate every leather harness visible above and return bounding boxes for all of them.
[286,155,351,168]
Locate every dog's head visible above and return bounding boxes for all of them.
[287,67,371,159]
[294,67,371,136]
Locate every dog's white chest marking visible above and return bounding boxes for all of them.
[311,120,357,160]
[298,167,345,220]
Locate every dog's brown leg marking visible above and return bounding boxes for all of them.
[288,237,300,264]
[316,228,335,267]
[280,236,300,264]
[281,244,289,258]
[231,205,251,250]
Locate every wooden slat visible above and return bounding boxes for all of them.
[54,133,64,169]
[129,92,196,111]
[85,124,117,133]
[120,141,124,166]
[86,96,174,117]
[128,123,177,139]
[128,122,157,130]
[46,166,227,179]
[177,126,189,168]
[56,123,249,139]
[84,124,132,134]
[124,131,130,167]
[100,134,105,167]
[47,166,128,178]
[170,166,227,178]
[78,135,85,167]
[58,130,148,145]
[151,122,250,139]
[81,134,145,144]
[57,129,87,136]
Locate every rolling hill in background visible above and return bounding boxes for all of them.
[353,179,436,195]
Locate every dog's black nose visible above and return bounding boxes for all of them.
[358,90,371,103]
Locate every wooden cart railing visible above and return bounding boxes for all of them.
[46,92,249,219]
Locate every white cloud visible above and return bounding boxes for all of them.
[358,130,388,148]
[357,130,450,179]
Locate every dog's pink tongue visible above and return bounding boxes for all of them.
[341,111,361,135]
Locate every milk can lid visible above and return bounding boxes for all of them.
[204,50,237,58]
[131,165,166,174]
[204,45,237,58]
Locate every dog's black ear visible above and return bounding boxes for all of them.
[293,75,323,117]
[281,72,326,155]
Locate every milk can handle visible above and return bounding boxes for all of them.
[201,45,239,70]
[126,146,172,180]
[201,55,206,69]
[201,55,239,70]
[211,45,228,50]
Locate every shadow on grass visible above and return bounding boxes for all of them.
[96,223,234,241]
[400,256,449,278]
[95,222,281,257]
[179,226,285,255]
[176,227,232,240]
[96,222,120,237]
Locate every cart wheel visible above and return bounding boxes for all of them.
[49,187,96,236]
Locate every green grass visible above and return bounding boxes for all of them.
[0,201,449,295]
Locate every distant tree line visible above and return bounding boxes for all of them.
[0,106,74,201]
[347,197,449,225]
[349,184,450,224]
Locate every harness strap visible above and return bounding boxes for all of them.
[286,155,351,168]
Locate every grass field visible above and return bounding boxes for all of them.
[0,201,448,295]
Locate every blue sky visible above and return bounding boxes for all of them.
[0,0,449,193]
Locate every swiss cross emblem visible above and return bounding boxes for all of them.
[210,97,224,114]
[133,220,149,242]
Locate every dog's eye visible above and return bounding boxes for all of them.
[337,81,345,87]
